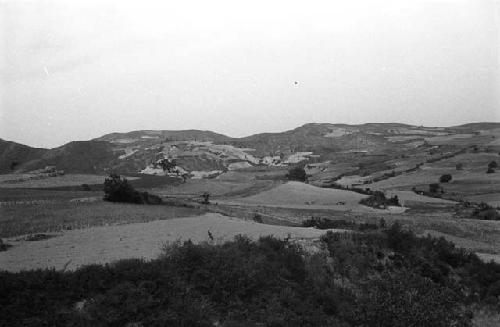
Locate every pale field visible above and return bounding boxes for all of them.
[0,213,336,272]
[233,181,367,206]
[218,181,408,214]
[152,177,278,199]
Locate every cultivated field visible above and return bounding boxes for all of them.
[0,189,205,238]
[0,174,115,189]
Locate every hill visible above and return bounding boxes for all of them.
[2,122,499,177]
[0,139,47,173]
[19,141,118,174]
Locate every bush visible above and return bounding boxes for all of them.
[487,167,495,174]
[359,191,400,209]
[2,231,488,327]
[253,213,263,223]
[0,238,11,252]
[439,174,452,183]
[488,161,498,169]
[286,166,307,182]
[429,183,442,194]
[473,203,500,220]
[103,174,162,204]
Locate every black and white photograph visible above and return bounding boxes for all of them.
[1,0,500,325]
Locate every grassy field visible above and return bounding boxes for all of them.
[0,174,113,189]
[0,198,206,238]
[364,152,500,205]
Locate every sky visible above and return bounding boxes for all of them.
[1,0,499,148]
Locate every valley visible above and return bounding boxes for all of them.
[1,122,500,271]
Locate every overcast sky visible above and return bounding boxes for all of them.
[1,0,499,148]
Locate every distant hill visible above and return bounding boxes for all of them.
[2,122,499,175]
[19,141,118,174]
[96,130,231,144]
[231,123,397,155]
[453,122,500,131]
[0,139,47,173]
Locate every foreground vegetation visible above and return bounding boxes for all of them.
[1,224,499,326]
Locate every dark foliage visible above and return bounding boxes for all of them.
[0,238,11,252]
[359,191,400,209]
[103,174,162,204]
[488,161,498,169]
[286,166,307,182]
[2,226,500,326]
[440,174,452,183]
[201,192,210,204]
[472,203,500,220]
[487,167,496,174]
[429,183,442,194]
[25,234,55,242]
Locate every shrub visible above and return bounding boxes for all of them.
[488,161,498,169]
[473,203,500,220]
[487,167,495,174]
[0,238,11,252]
[429,183,442,194]
[353,271,468,327]
[439,174,452,183]
[286,166,307,182]
[201,192,210,204]
[359,191,400,209]
[6,229,500,326]
[253,213,263,223]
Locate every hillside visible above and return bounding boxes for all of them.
[0,139,47,173]
[2,122,500,177]
[19,141,118,174]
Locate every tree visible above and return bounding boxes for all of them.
[201,192,210,204]
[103,174,162,204]
[286,166,307,182]
[439,174,452,183]
[104,174,143,203]
[158,158,176,172]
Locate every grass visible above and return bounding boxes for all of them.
[0,200,206,238]
[0,174,113,189]
[0,173,180,191]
